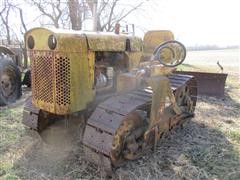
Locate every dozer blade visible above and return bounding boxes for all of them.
[175,71,227,98]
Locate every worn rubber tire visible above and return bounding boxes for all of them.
[0,57,22,105]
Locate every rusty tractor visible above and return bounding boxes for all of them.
[22,27,197,174]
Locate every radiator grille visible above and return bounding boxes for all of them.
[55,56,71,106]
[32,51,54,104]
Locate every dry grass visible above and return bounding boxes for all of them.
[0,65,239,180]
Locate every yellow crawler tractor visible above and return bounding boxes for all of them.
[23,27,197,174]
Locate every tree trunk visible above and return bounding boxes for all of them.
[68,0,82,30]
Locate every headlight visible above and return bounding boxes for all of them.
[27,35,34,49]
[48,35,57,50]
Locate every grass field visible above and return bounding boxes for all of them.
[0,50,239,179]
[185,48,239,67]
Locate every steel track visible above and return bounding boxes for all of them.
[82,73,197,174]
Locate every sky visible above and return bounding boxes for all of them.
[125,0,240,47]
[7,0,240,47]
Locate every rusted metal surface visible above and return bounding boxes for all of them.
[22,97,41,131]
[83,74,197,174]
[22,97,57,132]
[84,146,113,174]
[175,71,227,98]
[83,90,152,173]
[170,73,197,107]
[99,95,148,116]
[26,27,95,115]
[87,108,124,135]
[83,125,113,155]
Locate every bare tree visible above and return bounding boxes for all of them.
[18,7,28,34]
[0,0,29,67]
[14,5,28,67]
[27,0,88,30]
[87,0,146,31]
[27,0,146,32]
[27,0,65,28]
[17,6,28,68]
[0,1,11,44]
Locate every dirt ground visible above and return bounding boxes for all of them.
[0,65,239,180]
